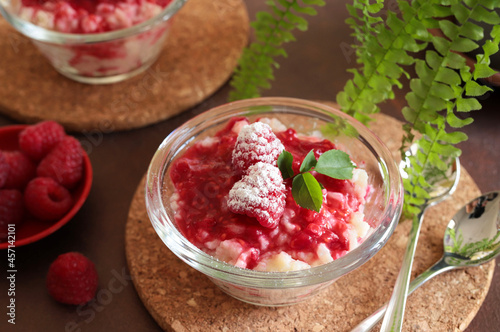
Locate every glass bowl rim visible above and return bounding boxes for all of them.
[0,0,188,43]
[145,96,403,288]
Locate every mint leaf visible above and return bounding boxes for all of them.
[279,148,355,212]
[315,150,355,180]
[300,149,317,172]
[291,173,323,212]
[277,151,295,179]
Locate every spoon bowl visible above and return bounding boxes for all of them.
[400,144,461,207]
[351,191,500,331]
[444,191,500,266]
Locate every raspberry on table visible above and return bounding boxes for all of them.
[0,189,24,240]
[19,121,67,161]
[232,122,285,175]
[0,151,9,188]
[228,162,286,229]
[2,150,36,190]
[37,136,83,189]
[24,177,73,221]
[46,252,98,305]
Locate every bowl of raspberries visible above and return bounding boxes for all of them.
[0,121,92,248]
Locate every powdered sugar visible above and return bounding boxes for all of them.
[227,162,285,229]
[232,122,284,174]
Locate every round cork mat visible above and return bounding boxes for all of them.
[125,111,495,332]
[0,0,249,132]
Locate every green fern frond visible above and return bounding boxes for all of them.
[228,0,325,101]
[401,0,500,217]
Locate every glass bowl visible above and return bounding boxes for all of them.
[145,97,403,306]
[0,0,187,84]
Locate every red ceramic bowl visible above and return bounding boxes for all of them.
[0,125,92,249]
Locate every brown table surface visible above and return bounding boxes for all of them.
[1,1,499,331]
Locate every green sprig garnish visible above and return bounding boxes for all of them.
[277,151,295,179]
[278,149,356,212]
[292,172,324,212]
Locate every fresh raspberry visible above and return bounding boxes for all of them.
[2,151,36,190]
[24,177,73,221]
[232,122,284,174]
[0,189,24,240]
[0,151,9,188]
[228,162,286,228]
[37,136,83,189]
[19,121,66,161]
[46,252,98,305]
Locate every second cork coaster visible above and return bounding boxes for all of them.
[0,0,249,132]
[125,111,495,332]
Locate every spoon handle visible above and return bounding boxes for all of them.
[350,258,455,332]
[379,213,424,332]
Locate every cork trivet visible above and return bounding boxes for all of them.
[125,111,495,332]
[0,0,248,132]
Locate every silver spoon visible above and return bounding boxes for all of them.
[351,191,500,332]
[380,145,460,332]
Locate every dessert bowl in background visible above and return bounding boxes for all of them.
[145,97,404,306]
[0,0,187,84]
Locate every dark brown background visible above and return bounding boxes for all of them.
[1,1,499,331]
